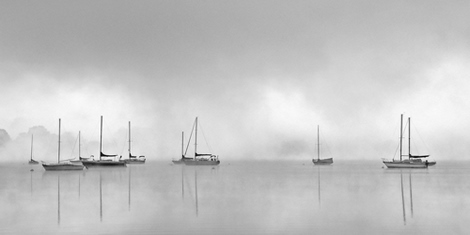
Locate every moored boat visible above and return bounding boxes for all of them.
[383,115,429,169]
[312,125,333,165]
[82,116,126,168]
[28,135,39,164]
[182,117,220,166]
[172,131,194,164]
[120,121,146,164]
[42,119,84,171]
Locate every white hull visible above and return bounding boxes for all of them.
[43,163,84,171]
[383,160,428,168]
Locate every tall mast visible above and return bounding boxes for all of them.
[317,125,320,161]
[58,118,61,163]
[78,131,81,158]
[182,131,184,158]
[30,135,34,161]
[100,116,103,161]
[408,117,411,160]
[195,117,198,157]
[128,121,131,158]
[399,114,403,161]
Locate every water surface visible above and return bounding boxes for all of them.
[1,160,469,234]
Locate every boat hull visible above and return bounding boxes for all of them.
[172,158,194,164]
[383,160,428,168]
[42,163,84,171]
[183,160,220,166]
[29,160,39,165]
[82,161,127,168]
[172,160,185,164]
[121,159,146,164]
[313,158,333,165]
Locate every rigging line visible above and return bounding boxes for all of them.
[184,119,197,156]
[119,131,128,156]
[198,121,213,153]
[318,129,333,158]
[413,124,431,154]
[69,133,80,159]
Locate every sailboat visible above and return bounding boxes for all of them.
[312,125,333,165]
[172,131,193,164]
[383,114,429,168]
[42,119,85,171]
[28,135,39,164]
[183,117,220,166]
[82,116,127,168]
[120,121,146,164]
[68,131,92,163]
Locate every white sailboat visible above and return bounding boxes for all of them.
[312,125,333,165]
[121,121,146,164]
[383,114,429,168]
[42,119,84,171]
[183,117,220,166]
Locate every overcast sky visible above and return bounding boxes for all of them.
[1,0,470,162]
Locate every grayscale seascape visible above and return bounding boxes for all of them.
[1,160,469,234]
[2,1,470,234]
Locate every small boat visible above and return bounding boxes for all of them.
[383,114,430,168]
[68,131,89,163]
[42,119,84,171]
[28,135,39,164]
[312,125,333,165]
[172,131,194,164]
[182,117,220,166]
[82,116,126,168]
[120,121,146,164]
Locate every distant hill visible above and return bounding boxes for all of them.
[0,129,11,147]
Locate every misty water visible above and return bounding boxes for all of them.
[1,160,469,234]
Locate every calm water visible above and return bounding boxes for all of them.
[1,160,469,234]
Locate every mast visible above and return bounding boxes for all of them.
[128,121,131,159]
[58,118,61,163]
[78,131,81,158]
[182,131,184,158]
[408,117,411,160]
[195,117,198,157]
[317,125,320,161]
[30,135,34,161]
[399,114,403,161]
[100,116,103,161]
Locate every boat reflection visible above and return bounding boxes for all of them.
[317,166,321,206]
[399,170,418,225]
[128,167,131,211]
[195,170,198,216]
[30,170,33,197]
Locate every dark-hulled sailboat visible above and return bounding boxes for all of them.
[312,125,333,165]
[82,116,126,168]
[28,135,39,164]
